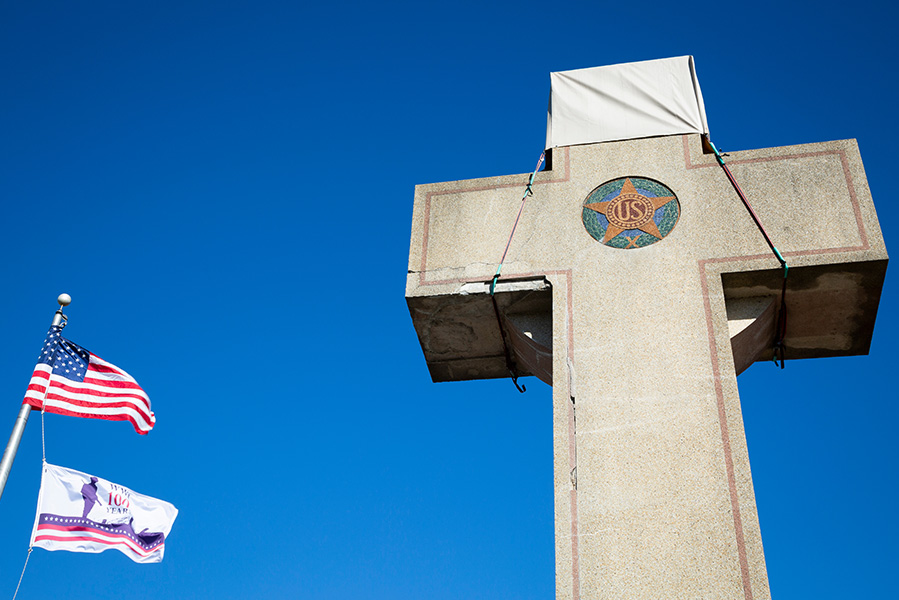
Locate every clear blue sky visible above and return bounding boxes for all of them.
[1,1,895,598]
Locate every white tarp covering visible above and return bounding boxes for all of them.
[545,56,709,149]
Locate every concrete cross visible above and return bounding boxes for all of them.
[406,133,887,599]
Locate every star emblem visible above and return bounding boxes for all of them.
[584,178,676,243]
[581,176,680,249]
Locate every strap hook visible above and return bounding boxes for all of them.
[510,371,526,393]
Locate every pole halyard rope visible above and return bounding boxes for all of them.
[11,547,32,600]
[40,408,46,465]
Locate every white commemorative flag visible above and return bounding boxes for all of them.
[30,463,178,564]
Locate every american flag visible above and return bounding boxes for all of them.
[23,326,155,434]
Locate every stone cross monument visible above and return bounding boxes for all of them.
[405,57,887,600]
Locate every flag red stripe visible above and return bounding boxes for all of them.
[27,381,149,410]
[33,534,148,559]
[34,528,163,557]
[87,361,128,376]
[28,365,149,399]
[25,386,153,420]
[45,392,150,412]
[28,364,145,391]
[26,374,154,422]
[29,393,153,424]
[81,376,144,390]
[43,393,154,422]
[37,522,164,549]
[48,379,149,403]
[23,395,154,430]
[23,400,152,434]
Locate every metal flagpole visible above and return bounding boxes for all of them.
[0,294,71,501]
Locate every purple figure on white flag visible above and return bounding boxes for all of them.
[81,476,100,518]
[31,463,178,564]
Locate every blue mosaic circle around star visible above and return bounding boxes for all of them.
[582,176,680,249]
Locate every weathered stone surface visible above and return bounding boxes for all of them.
[406,134,887,600]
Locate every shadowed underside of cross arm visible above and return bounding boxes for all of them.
[407,256,886,383]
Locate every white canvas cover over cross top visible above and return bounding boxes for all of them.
[545,56,710,149]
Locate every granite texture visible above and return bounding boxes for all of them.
[405,134,888,600]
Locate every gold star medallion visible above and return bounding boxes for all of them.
[582,177,680,249]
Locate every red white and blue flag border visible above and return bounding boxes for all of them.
[33,513,166,563]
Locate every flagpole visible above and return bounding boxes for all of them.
[0,294,71,501]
